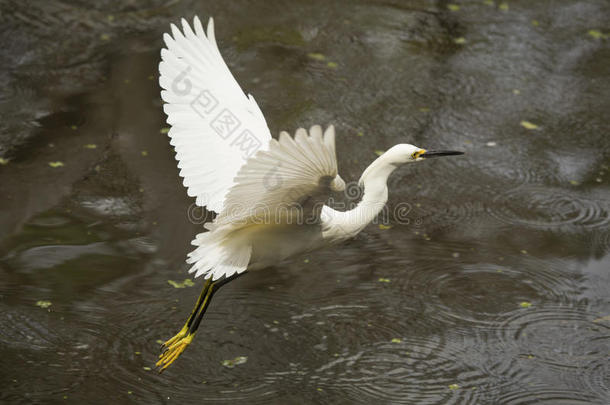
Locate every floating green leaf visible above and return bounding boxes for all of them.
[447,4,460,12]
[449,384,460,390]
[221,356,248,368]
[391,338,402,343]
[374,150,385,156]
[83,144,97,149]
[307,52,326,61]
[160,127,170,134]
[36,300,52,309]
[326,61,338,68]
[378,277,391,283]
[520,120,539,130]
[167,279,195,288]
[483,0,494,6]
[100,34,110,41]
[357,132,364,137]
[49,161,64,168]
[453,37,466,44]
[588,30,605,39]
[0,157,9,165]
[141,150,148,157]
[520,301,532,308]
[378,224,392,230]
[499,2,509,11]
[531,20,539,27]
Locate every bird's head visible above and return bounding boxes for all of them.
[358,144,464,187]
[384,144,464,165]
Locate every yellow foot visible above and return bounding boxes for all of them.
[160,325,189,350]
[156,333,194,372]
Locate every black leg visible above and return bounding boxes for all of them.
[160,277,212,350]
[157,272,246,371]
[188,272,245,335]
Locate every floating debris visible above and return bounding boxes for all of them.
[36,300,52,309]
[374,150,385,156]
[303,258,310,263]
[531,20,539,27]
[307,52,326,61]
[378,224,392,230]
[499,2,509,11]
[143,366,151,371]
[520,301,532,308]
[447,4,460,12]
[141,150,148,157]
[378,277,391,283]
[593,315,610,323]
[100,34,110,41]
[49,161,64,168]
[391,338,402,343]
[160,127,170,134]
[512,89,521,95]
[453,37,466,45]
[588,30,606,39]
[167,279,195,288]
[520,120,539,130]
[326,61,338,69]
[0,157,9,165]
[418,107,430,113]
[83,144,97,149]
[483,0,494,5]
[221,356,248,368]
[449,384,460,390]
[486,141,497,147]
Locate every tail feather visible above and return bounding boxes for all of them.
[186,229,251,280]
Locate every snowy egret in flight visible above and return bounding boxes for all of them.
[155,16,463,371]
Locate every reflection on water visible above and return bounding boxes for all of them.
[0,0,609,403]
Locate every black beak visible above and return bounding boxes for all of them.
[419,150,464,158]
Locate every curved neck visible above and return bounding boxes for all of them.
[322,155,398,240]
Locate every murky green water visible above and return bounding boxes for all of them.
[1,0,609,403]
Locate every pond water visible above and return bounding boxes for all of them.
[1,0,609,403]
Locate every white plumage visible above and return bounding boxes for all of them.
[160,16,272,212]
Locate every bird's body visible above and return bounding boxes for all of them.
[155,16,463,371]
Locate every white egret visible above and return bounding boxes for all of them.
[156,16,463,371]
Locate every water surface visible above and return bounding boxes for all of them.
[1,0,609,403]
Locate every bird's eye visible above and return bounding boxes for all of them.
[411,151,419,159]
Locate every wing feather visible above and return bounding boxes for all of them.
[159,16,272,212]
[210,125,344,228]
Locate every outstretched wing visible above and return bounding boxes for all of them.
[159,16,272,212]
[210,125,345,229]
